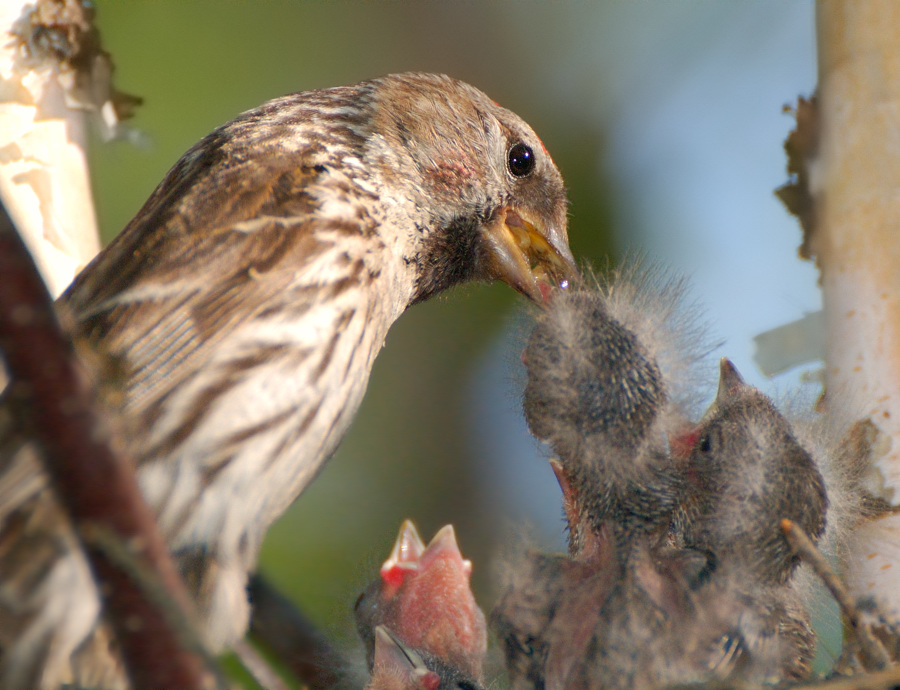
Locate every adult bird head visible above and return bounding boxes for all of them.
[64,72,575,323]
[366,73,576,304]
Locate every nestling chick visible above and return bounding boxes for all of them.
[675,358,828,584]
[356,520,487,690]
[366,627,480,690]
[497,268,709,688]
[661,359,829,682]
[521,266,708,548]
[492,528,618,689]
[497,272,826,688]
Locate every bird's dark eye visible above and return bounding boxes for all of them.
[507,142,535,177]
[698,434,712,453]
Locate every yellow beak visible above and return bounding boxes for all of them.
[481,207,578,302]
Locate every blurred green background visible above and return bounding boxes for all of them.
[86,0,826,677]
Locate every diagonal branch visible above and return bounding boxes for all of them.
[782,518,890,672]
[0,200,213,689]
[249,574,345,689]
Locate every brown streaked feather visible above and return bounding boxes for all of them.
[64,132,353,317]
[74,215,362,417]
[68,129,380,411]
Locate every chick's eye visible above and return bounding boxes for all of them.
[698,434,712,453]
[507,142,535,177]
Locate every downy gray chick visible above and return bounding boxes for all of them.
[495,271,827,688]
[520,267,707,548]
[665,358,829,683]
[496,269,714,688]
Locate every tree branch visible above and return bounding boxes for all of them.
[782,518,890,672]
[249,574,345,689]
[0,201,213,688]
[815,0,900,621]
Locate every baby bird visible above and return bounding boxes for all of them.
[356,520,487,690]
[497,269,707,688]
[521,267,706,548]
[496,271,829,687]
[366,627,480,690]
[664,358,829,682]
[674,358,827,584]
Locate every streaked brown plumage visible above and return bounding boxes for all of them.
[0,72,573,688]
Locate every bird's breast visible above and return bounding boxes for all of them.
[134,253,406,567]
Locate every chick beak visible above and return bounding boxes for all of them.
[482,207,579,303]
[694,357,749,425]
[716,357,748,406]
[372,626,436,684]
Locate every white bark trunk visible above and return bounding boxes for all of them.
[0,0,99,298]
[816,0,900,619]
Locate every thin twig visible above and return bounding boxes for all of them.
[233,638,292,690]
[249,574,346,689]
[781,518,890,672]
[82,523,228,688]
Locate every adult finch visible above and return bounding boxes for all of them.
[0,72,574,688]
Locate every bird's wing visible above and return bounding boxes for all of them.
[62,145,371,414]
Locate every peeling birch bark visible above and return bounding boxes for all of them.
[816,1,900,619]
[0,0,100,299]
